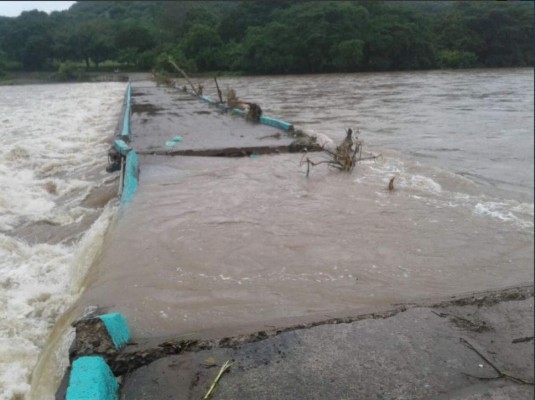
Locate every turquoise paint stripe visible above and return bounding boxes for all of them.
[260,115,294,131]
[231,108,246,117]
[66,356,118,400]
[97,313,131,350]
[121,83,131,138]
[200,95,214,104]
[113,139,131,157]
[121,150,139,204]
[186,89,294,132]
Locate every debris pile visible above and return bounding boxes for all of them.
[300,128,380,177]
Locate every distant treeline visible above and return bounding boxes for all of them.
[0,1,532,76]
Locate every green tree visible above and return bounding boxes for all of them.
[241,22,296,74]
[181,24,223,71]
[0,0,532,74]
[115,24,155,54]
[4,10,54,69]
[154,44,197,74]
[0,49,7,77]
[469,6,533,67]
[90,37,115,68]
[181,6,219,35]
[215,40,243,71]
[272,2,370,73]
[365,12,435,71]
[330,39,366,71]
[67,19,116,69]
[114,24,155,69]
[22,35,52,69]
[437,50,477,69]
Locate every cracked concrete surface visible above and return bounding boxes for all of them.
[117,287,533,400]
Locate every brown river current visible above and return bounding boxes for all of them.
[71,152,532,339]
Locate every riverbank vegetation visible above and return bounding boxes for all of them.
[0,1,532,79]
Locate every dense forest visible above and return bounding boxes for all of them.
[0,1,532,77]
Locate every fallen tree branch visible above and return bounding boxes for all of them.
[300,128,380,177]
[512,336,534,344]
[166,56,198,94]
[214,76,223,103]
[299,154,339,177]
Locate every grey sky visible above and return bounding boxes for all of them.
[0,1,76,17]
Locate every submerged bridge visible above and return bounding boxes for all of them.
[110,80,317,204]
[57,78,534,400]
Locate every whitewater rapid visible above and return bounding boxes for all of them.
[0,82,125,399]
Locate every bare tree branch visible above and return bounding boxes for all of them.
[166,55,198,94]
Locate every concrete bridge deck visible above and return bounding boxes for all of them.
[128,81,312,156]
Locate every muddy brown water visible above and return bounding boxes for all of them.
[69,69,533,340]
[69,152,532,339]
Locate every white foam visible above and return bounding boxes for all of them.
[0,234,73,399]
[408,175,442,194]
[305,130,336,150]
[356,149,532,232]
[474,201,534,229]
[69,204,118,292]
[0,82,124,399]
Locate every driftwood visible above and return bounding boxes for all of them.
[156,66,263,124]
[223,88,262,122]
[388,177,395,191]
[242,102,262,122]
[214,77,223,103]
[300,128,379,177]
[226,89,240,108]
[166,56,199,95]
[512,336,534,344]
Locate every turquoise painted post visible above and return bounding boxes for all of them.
[200,95,215,104]
[97,313,131,350]
[113,139,131,157]
[260,116,294,131]
[121,150,139,204]
[227,106,293,131]
[121,83,131,139]
[231,108,246,117]
[66,356,119,400]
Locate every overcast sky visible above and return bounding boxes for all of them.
[0,1,76,17]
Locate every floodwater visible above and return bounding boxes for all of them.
[70,68,533,341]
[0,68,532,399]
[71,152,533,340]
[215,68,534,204]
